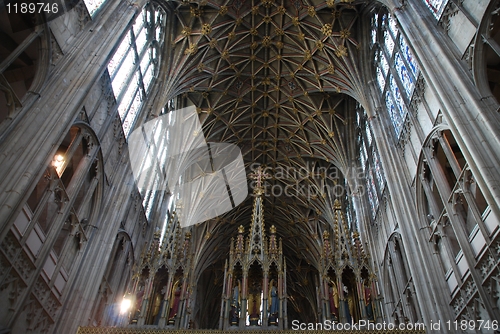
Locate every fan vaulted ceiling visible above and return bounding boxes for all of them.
[156,0,374,291]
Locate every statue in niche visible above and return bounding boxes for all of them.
[268,279,279,325]
[230,280,241,325]
[168,281,182,325]
[247,281,261,326]
[328,279,339,321]
[343,285,354,324]
[364,281,374,320]
[132,284,145,323]
[151,291,162,324]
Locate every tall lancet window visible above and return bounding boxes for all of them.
[372,11,420,138]
[107,3,165,138]
[422,0,449,19]
[357,106,386,218]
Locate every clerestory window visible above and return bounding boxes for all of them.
[372,11,419,139]
[107,3,165,138]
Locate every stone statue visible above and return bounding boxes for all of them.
[247,281,261,326]
[328,280,339,320]
[168,282,181,324]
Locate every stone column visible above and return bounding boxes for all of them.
[394,0,500,224]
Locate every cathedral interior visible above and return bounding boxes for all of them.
[1,0,500,333]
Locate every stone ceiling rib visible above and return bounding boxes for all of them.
[159,0,370,291]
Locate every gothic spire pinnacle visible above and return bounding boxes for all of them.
[249,165,270,196]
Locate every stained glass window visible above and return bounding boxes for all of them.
[373,10,419,139]
[384,30,395,55]
[388,13,399,37]
[394,53,414,96]
[380,52,389,75]
[360,140,368,169]
[367,169,379,218]
[356,107,386,219]
[423,0,448,19]
[386,91,403,135]
[372,147,385,191]
[365,121,373,146]
[390,75,407,119]
[107,4,165,138]
[371,13,379,45]
[400,37,419,76]
[104,4,166,221]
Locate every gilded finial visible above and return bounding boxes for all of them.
[270,225,277,234]
[249,165,271,195]
[238,225,245,234]
[333,199,341,209]
[323,230,330,239]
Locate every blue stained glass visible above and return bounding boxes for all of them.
[384,30,394,55]
[386,90,403,135]
[400,36,419,76]
[395,53,414,97]
[390,75,407,119]
[388,14,398,37]
[380,52,389,75]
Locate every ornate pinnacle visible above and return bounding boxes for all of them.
[333,199,341,210]
[270,225,277,234]
[249,165,271,195]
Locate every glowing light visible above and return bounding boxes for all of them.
[120,298,132,314]
[52,154,65,176]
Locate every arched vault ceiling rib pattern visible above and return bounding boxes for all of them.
[161,0,372,282]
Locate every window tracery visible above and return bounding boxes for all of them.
[372,10,419,139]
[107,3,165,138]
[357,106,386,218]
